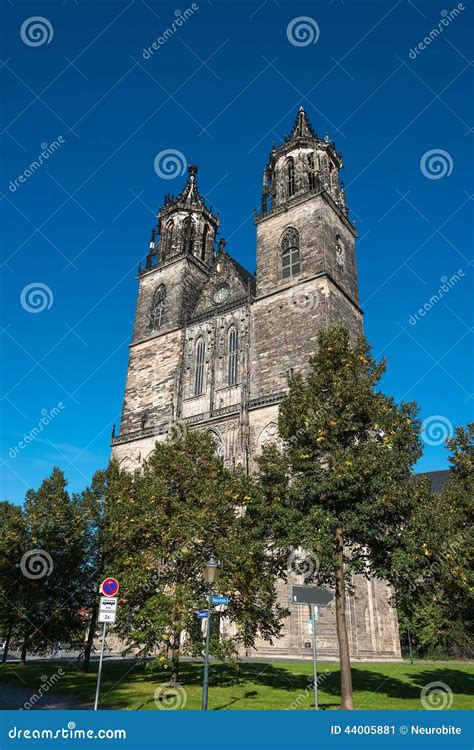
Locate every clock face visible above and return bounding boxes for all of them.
[213,284,230,305]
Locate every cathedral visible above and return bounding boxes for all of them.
[112,107,401,661]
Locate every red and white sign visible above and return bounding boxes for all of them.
[100,577,119,597]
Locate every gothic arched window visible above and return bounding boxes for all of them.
[228,326,238,385]
[201,224,209,261]
[164,220,174,257]
[286,157,295,197]
[182,217,195,254]
[194,337,205,395]
[281,227,300,279]
[335,235,344,269]
[150,284,166,331]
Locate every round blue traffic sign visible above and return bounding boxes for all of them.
[101,577,119,597]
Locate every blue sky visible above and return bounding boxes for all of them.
[1,0,473,503]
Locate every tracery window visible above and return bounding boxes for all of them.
[281,227,300,279]
[228,326,238,385]
[150,284,166,331]
[286,157,295,197]
[194,337,205,395]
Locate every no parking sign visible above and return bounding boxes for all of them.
[99,577,119,597]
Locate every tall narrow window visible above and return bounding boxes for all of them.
[201,224,209,261]
[194,337,205,395]
[286,157,295,197]
[281,227,300,279]
[164,220,174,257]
[228,327,238,385]
[150,284,166,331]
[182,217,195,254]
[307,153,316,190]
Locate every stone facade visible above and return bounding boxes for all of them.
[112,108,401,660]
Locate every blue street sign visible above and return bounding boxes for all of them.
[211,595,229,605]
[196,609,209,619]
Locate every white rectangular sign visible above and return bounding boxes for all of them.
[98,610,116,624]
[99,596,117,613]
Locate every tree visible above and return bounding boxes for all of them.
[76,463,127,672]
[0,502,27,663]
[106,429,286,683]
[19,468,88,664]
[393,423,473,658]
[258,325,422,709]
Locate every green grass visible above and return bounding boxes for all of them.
[1,659,472,710]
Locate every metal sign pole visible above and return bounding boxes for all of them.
[311,604,318,710]
[201,589,213,711]
[93,622,107,711]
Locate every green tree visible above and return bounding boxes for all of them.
[107,430,285,683]
[393,423,473,657]
[258,325,422,709]
[0,501,27,663]
[76,462,131,671]
[19,468,87,664]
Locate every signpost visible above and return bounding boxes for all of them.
[196,609,209,619]
[210,595,228,606]
[94,579,119,711]
[292,585,334,710]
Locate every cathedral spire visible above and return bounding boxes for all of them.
[288,105,317,141]
[177,164,204,207]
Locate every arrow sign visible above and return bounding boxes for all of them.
[196,609,209,619]
[211,595,229,606]
[292,585,334,606]
[100,577,119,597]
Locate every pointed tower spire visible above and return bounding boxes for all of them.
[288,106,317,141]
[177,164,204,207]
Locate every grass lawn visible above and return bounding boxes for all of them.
[0,659,472,710]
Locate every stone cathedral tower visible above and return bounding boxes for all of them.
[112,108,401,660]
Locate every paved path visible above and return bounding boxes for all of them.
[0,683,91,710]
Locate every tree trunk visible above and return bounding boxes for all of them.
[335,526,354,709]
[170,631,180,684]
[1,622,13,664]
[20,638,28,666]
[83,603,98,673]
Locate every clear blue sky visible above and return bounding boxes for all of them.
[1,0,473,504]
